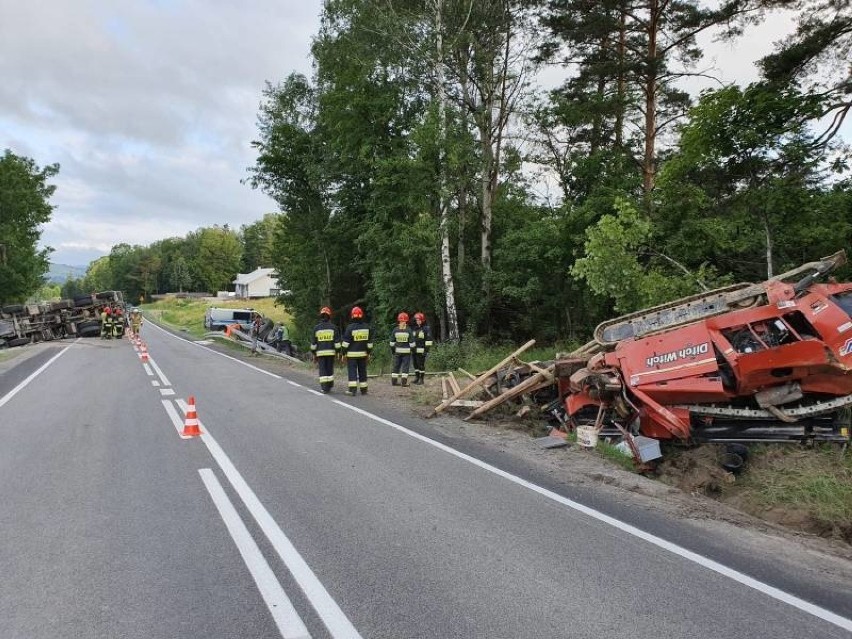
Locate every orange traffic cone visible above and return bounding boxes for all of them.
[140,343,149,363]
[182,396,202,437]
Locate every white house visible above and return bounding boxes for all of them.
[233,267,280,299]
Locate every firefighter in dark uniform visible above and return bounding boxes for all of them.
[341,306,373,396]
[311,306,340,393]
[412,312,433,384]
[389,312,415,387]
[101,306,113,339]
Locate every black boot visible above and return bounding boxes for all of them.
[360,388,368,395]
[392,378,398,386]
[402,377,408,387]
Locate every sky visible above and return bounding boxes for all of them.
[1,2,844,268]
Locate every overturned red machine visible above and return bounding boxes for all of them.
[558,251,852,443]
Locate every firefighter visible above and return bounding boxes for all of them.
[311,306,340,393]
[130,308,143,336]
[412,312,433,384]
[113,306,125,338]
[389,312,415,386]
[100,306,113,339]
[341,306,373,396]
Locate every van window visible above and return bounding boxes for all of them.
[232,311,252,321]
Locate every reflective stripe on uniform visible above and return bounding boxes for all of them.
[316,350,336,357]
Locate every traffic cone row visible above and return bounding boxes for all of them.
[182,396,202,437]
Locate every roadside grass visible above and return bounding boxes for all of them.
[428,337,581,374]
[730,444,852,537]
[596,439,637,471]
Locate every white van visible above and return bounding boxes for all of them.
[204,307,255,331]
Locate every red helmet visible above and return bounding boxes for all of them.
[351,306,364,319]
[397,312,409,323]
[105,307,112,314]
[414,312,425,322]
[320,306,332,317]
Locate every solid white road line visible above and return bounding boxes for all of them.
[147,355,172,387]
[331,400,852,633]
[200,432,363,639]
[161,400,192,439]
[198,469,311,639]
[146,321,282,379]
[143,363,154,376]
[150,317,852,632]
[0,345,72,410]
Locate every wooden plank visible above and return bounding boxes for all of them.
[449,399,485,408]
[447,371,462,395]
[441,376,449,400]
[430,339,536,416]
[465,364,555,420]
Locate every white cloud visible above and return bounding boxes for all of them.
[1,0,322,265]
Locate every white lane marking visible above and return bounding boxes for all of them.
[331,401,852,633]
[287,380,303,388]
[198,469,311,639]
[200,432,363,639]
[195,339,213,345]
[143,363,154,376]
[152,380,161,387]
[147,356,172,387]
[145,321,282,379]
[305,388,324,397]
[161,400,191,439]
[159,388,175,397]
[0,345,72,410]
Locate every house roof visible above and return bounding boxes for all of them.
[233,267,276,285]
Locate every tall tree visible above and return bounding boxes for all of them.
[538,0,763,197]
[0,150,57,304]
[239,213,280,273]
[758,0,852,145]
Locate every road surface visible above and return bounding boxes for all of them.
[1,325,851,638]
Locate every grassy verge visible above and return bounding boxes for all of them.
[726,445,852,540]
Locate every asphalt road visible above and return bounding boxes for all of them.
[1,326,851,639]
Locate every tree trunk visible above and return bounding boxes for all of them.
[435,0,460,342]
[616,6,626,149]
[763,214,773,279]
[643,0,659,197]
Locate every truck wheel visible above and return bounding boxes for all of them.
[74,295,93,307]
[7,337,30,347]
[76,319,102,338]
[2,304,24,314]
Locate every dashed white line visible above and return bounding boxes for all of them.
[147,355,172,387]
[145,321,282,379]
[161,399,192,439]
[200,431,362,639]
[198,469,311,639]
[151,380,161,387]
[159,388,175,396]
[143,363,154,376]
[148,316,852,632]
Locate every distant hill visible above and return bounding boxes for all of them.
[46,263,87,284]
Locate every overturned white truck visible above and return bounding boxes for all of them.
[0,291,124,348]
